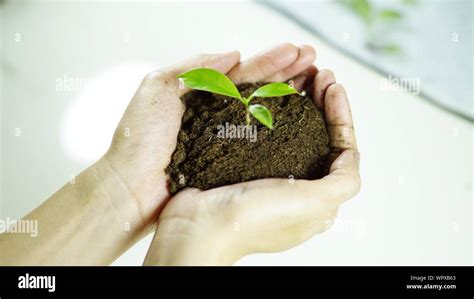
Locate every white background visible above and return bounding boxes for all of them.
[1,0,472,265]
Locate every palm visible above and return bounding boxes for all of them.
[108,79,186,214]
[161,178,340,254]
[105,54,242,225]
[157,62,360,256]
[105,44,317,226]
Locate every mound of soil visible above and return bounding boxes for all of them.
[166,83,330,194]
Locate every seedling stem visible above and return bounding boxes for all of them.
[177,68,300,129]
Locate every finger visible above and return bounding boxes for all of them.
[264,45,316,83]
[293,149,360,208]
[292,65,317,91]
[319,149,361,205]
[313,69,336,109]
[325,83,357,153]
[228,43,299,84]
[168,51,241,78]
[328,149,360,176]
[292,76,308,92]
[141,51,241,96]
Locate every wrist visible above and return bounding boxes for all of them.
[1,157,155,265]
[87,156,154,236]
[99,148,171,227]
[143,216,243,266]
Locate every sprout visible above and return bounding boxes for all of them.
[177,68,299,129]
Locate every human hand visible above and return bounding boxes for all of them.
[99,43,316,234]
[0,43,318,266]
[97,51,241,231]
[143,46,360,266]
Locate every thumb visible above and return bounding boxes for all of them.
[299,149,360,208]
[320,149,361,206]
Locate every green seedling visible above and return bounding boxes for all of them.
[177,68,299,129]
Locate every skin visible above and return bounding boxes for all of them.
[0,43,360,266]
[143,52,360,265]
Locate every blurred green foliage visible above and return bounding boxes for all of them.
[337,0,417,55]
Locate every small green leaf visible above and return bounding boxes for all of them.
[402,0,417,5]
[380,43,401,54]
[378,9,403,22]
[177,68,242,100]
[338,0,371,24]
[249,104,273,129]
[249,82,299,100]
[352,0,371,20]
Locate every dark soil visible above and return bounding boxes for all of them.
[166,83,330,194]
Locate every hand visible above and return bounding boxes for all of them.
[98,51,241,231]
[1,51,243,265]
[0,43,316,265]
[101,43,316,232]
[143,47,360,266]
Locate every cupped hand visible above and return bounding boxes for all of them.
[143,46,360,266]
[101,43,315,231]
